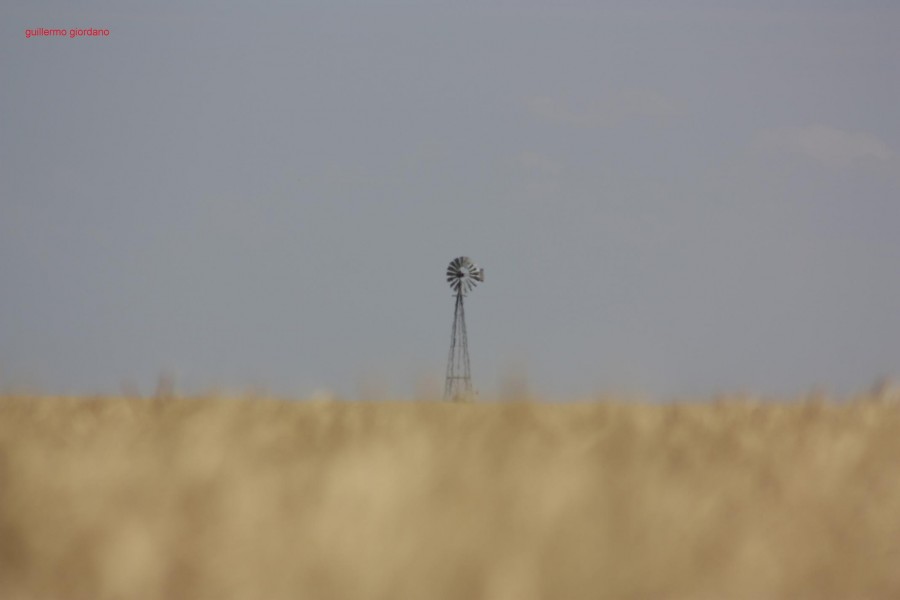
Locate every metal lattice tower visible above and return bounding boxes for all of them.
[444,257,484,401]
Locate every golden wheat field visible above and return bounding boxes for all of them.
[1,391,899,600]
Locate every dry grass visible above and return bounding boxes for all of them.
[1,391,899,599]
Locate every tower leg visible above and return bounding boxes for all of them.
[445,292,474,401]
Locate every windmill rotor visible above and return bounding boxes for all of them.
[446,256,485,295]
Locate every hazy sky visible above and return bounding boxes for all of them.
[3,2,899,399]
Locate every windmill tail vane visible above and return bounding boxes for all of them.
[444,257,484,402]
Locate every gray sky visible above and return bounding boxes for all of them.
[3,1,899,399]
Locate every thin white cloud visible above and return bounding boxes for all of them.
[755,125,897,167]
[527,89,679,128]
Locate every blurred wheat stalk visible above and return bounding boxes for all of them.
[1,391,899,600]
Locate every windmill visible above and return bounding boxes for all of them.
[444,257,485,401]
